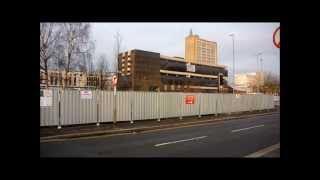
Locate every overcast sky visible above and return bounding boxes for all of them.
[91,23,280,82]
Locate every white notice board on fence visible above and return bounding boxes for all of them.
[40,89,52,107]
[80,90,93,99]
[40,97,52,107]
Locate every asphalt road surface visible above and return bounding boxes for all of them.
[40,112,280,157]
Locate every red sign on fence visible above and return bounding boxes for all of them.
[185,95,195,104]
[112,75,118,87]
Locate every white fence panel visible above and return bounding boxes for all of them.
[40,89,59,126]
[239,95,247,112]
[116,91,131,122]
[270,95,275,108]
[216,94,224,114]
[244,94,254,111]
[251,94,259,111]
[159,92,181,118]
[60,90,97,125]
[231,95,240,113]
[265,94,274,109]
[200,93,218,115]
[221,94,233,113]
[133,92,158,121]
[99,91,114,123]
[258,94,265,110]
[40,90,276,127]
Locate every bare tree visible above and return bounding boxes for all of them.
[262,72,280,94]
[55,23,94,88]
[77,53,88,72]
[87,54,95,74]
[113,30,123,73]
[96,54,110,89]
[40,23,61,87]
[77,41,95,73]
[97,54,109,74]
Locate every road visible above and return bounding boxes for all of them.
[40,112,280,157]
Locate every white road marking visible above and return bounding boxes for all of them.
[245,143,280,157]
[154,136,208,147]
[231,124,265,133]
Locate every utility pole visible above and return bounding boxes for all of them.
[260,57,263,93]
[218,73,220,93]
[256,52,262,93]
[229,33,235,94]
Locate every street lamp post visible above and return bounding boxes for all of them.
[229,33,235,94]
[256,52,262,93]
[260,57,264,93]
[260,57,264,75]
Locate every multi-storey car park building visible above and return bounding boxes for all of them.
[118,49,229,93]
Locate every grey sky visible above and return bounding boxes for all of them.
[91,23,280,82]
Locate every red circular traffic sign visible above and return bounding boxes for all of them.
[273,27,280,48]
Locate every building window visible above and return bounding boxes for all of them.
[171,84,175,91]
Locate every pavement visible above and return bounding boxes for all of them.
[40,110,280,157]
[40,108,278,141]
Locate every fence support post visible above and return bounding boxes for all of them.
[57,89,62,129]
[96,90,100,126]
[157,90,160,122]
[180,93,183,120]
[220,94,224,115]
[215,94,218,116]
[130,91,134,124]
[113,87,117,124]
[198,93,201,118]
[248,95,253,112]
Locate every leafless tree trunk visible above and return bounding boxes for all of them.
[113,30,123,73]
[96,54,109,89]
[79,41,95,74]
[87,55,95,74]
[40,23,61,88]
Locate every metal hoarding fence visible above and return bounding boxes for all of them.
[40,90,275,127]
